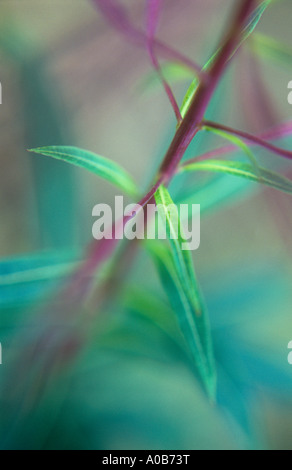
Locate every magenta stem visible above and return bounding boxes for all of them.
[146,0,182,122]
[203,120,292,161]
[181,121,292,166]
[92,0,205,78]
[158,0,257,181]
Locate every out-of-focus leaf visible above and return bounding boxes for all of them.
[139,62,194,94]
[95,288,188,366]
[238,39,279,132]
[0,25,76,248]
[251,32,292,67]
[0,251,79,309]
[29,146,138,197]
[153,186,216,400]
[176,172,254,214]
[123,286,183,348]
[240,0,273,47]
[1,339,248,449]
[180,159,292,195]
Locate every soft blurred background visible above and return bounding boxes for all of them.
[0,0,292,450]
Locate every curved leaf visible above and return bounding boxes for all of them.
[154,186,216,400]
[139,62,194,95]
[29,146,138,197]
[180,159,292,195]
[0,250,79,309]
[251,32,292,68]
[240,0,273,46]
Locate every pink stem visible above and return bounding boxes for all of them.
[92,0,205,78]
[203,120,292,160]
[182,120,292,166]
[158,0,257,181]
[146,0,182,123]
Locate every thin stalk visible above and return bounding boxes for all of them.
[181,120,292,166]
[203,120,292,160]
[21,1,258,331]
[4,0,261,408]
[158,0,257,180]
[146,0,182,123]
[92,0,205,78]
[65,0,257,308]
[76,0,256,291]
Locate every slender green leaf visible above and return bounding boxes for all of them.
[153,186,216,400]
[180,77,199,120]
[176,171,253,213]
[139,61,194,94]
[251,32,292,68]
[0,250,80,309]
[240,0,273,46]
[180,159,292,195]
[180,53,215,119]
[123,286,185,349]
[29,146,138,197]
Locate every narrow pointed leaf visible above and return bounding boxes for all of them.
[180,44,222,119]
[123,286,183,348]
[251,32,292,67]
[240,0,273,46]
[0,251,79,309]
[29,146,138,197]
[180,159,292,195]
[140,62,194,94]
[153,186,216,399]
[180,52,215,119]
[177,172,253,214]
[180,78,199,120]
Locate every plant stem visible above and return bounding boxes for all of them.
[74,0,258,300]
[158,0,257,181]
[92,0,205,77]
[181,120,292,166]
[203,120,292,160]
[146,0,182,123]
[53,0,258,314]
[4,0,261,408]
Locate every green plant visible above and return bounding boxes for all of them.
[1,0,292,450]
